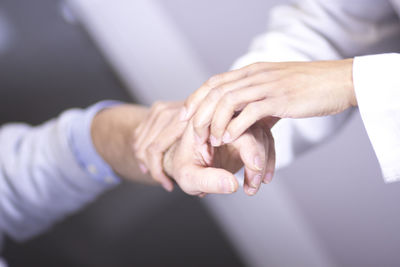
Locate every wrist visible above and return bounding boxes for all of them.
[69,101,122,186]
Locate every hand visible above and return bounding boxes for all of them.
[180,59,356,146]
[133,101,187,192]
[163,120,275,196]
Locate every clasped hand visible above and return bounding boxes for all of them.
[133,101,275,196]
[133,59,356,197]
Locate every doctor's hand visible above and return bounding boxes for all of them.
[133,101,187,192]
[181,59,356,146]
[162,120,275,196]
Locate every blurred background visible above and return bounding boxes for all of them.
[2,0,400,266]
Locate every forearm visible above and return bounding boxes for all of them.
[232,0,400,70]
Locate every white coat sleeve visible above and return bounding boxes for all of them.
[230,0,400,170]
[353,53,400,182]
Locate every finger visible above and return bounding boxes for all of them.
[263,130,276,184]
[134,102,167,153]
[138,111,174,158]
[138,163,148,174]
[229,126,266,195]
[224,99,277,144]
[210,84,271,144]
[193,75,274,146]
[146,151,174,192]
[178,165,238,195]
[135,102,183,149]
[182,63,268,121]
[243,166,262,196]
[145,122,187,190]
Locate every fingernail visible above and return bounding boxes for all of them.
[220,177,234,193]
[210,135,219,147]
[222,132,231,144]
[251,174,262,188]
[263,172,273,183]
[247,187,257,196]
[139,163,148,173]
[179,107,188,121]
[254,156,263,171]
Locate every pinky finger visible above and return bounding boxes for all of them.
[263,130,276,184]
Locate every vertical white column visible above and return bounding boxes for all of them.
[66,1,334,266]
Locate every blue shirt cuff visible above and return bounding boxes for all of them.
[69,100,124,186]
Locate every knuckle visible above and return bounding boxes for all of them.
[221,91,237,106]
[211,123,223,135]
[177,167,191,188]
[208,87,224,100]
[206,74,223,87]
[148,142,162,154]
[152,101,167,112]
[247,62,263,73]
[257,71,271,80]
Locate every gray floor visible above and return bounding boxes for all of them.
[0,0,243,266]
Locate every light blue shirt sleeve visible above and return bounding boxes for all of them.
[69,100,122,185]
[0,101,123,243]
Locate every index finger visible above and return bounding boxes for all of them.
[181,64,262,121]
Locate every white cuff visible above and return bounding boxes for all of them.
[353,53,400,183]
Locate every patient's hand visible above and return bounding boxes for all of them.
[133,101,186,192]
[133,101,275,196]
[163,120,275,196]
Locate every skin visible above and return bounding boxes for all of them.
[181,59,357,146]
[133,59,356,189]
[91,104,156,185]
[133,101,186,192]
[92,104,272,196]
[162,119,275,196]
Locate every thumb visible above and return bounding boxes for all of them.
[179,165,238,195]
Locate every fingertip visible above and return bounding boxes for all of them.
[217,175,238,194]
[254,156,263,171]
[198,193,207,198]
[263,172,273,184]
[247,187,258,196]
[222,131,232,144]
[243,183,256,196]
[231,176,239,193]
[139,163,148,174]
[251,174,262,189]
[162,181,174,192]
[210,135,222,147]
